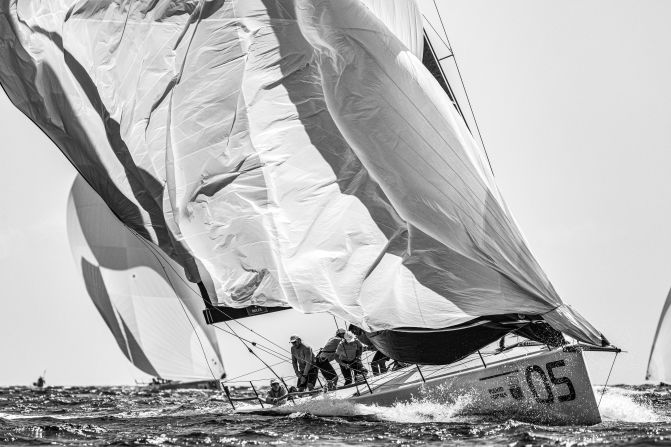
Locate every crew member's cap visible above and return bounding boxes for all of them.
[270,378,280,385]
[335,328,346,337]
[289,334,300,343]
[344,331,355,342]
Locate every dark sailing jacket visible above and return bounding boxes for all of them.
[319,336,342,362]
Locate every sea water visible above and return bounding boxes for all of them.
[1,384,669,446]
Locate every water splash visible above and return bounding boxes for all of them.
[242,388,477,423]
[596,386,666,423]
[370,392,475,423]
[242,395,374,418]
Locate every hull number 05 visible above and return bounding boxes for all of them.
[525,360,577,403]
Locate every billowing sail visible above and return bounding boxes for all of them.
[647,288,671,382]
[361,0,424,58]
[1,0,606,364]
[67,175,225,381]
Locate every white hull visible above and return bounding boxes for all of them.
[238,346,601,425]
[347,347,599,425]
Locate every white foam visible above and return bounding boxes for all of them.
[0,412,85,421]
[146,434,173,445]
[595,386,665,423]
[242,390,475,423]
[247,395,372,418]
[369,392,475,423]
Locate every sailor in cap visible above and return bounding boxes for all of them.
[290,334,318,391]
[265,378,287,406]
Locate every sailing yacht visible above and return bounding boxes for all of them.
[0,0,619,424]
[647,287,671,384]
[67,176,226,389]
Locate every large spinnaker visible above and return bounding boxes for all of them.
[1,0,605,363]
[361,0,424,59]
[647,288,671,382]
[67,175,225,381]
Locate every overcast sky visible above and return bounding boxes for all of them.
[1,0,670,386]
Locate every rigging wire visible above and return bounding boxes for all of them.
[333,316,341,331]
[210,306,291,355]
[421,14,451,53]
[223,361,287,383]
[216,316,287,384]
[212,324,292,363]
[430,0,495,176]
[598,351,619,408]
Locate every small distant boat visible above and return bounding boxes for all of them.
[32,375,46,389]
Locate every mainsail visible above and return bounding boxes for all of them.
[647,287,671,382]
[1,0,606,364]
[67,175,225,381]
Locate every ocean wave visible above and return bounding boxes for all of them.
[594,386,667,423]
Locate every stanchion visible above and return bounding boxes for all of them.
[416,365,426,383]
[223,385,235,410]
[249,381,264,408]
[477,351,487,368]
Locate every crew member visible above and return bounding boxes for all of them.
[346,324,387,376]
[335,331,368,384]
[316,328,345,389]
[370,351,390,376]
[290,334,318,391]
[265,378,288,406]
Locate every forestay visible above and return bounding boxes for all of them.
[0,0,604,347]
